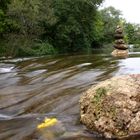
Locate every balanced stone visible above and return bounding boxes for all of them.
[114,44,128,50]
[112,25,128,57]
[112,49,129,57]
[115,27,123,34]
[115,39,125,44]
[114,34,124,39]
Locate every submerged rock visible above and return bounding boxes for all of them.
[79,75,140,138]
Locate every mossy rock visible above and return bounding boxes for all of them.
[80,75,140,138]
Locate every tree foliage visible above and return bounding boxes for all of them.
[124,22,140,44]
[43,0,104,52]
[99,6,122,43]
[2,1,140,57]
[0,0,104,56]
[0,0,10,36]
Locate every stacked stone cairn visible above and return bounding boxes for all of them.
[112,25,129,57]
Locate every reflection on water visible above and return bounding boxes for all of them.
[0,49,140,140]
[117,58,140,74]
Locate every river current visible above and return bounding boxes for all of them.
[0,49,140,140]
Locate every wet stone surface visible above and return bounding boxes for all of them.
[80,74,140,138]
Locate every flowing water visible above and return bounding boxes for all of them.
[0,49,140,140]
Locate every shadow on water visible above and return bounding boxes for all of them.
[0,48,140,140]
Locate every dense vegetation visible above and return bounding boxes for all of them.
[0,0,140,57]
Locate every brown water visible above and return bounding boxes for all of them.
[0,49,140,140]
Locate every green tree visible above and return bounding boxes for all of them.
[7,0,42,35]
[0,0,57,57]
[0,0,10,36]
[0,0,104,56]
[43,0,104,52]
[124,22,140,44]
[0,0,10,11]
[100,6,122,43]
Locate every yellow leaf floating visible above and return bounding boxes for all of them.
[37,118,58,129]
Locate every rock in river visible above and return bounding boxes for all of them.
[112,25,129,57]
[79,74,140,138]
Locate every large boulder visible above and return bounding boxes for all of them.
[80,75,140,138]
[114,44,128,50]
[111,49,129,57]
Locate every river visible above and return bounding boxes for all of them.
[0,49,140,140]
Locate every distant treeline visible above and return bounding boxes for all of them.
[0,0,140,57]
